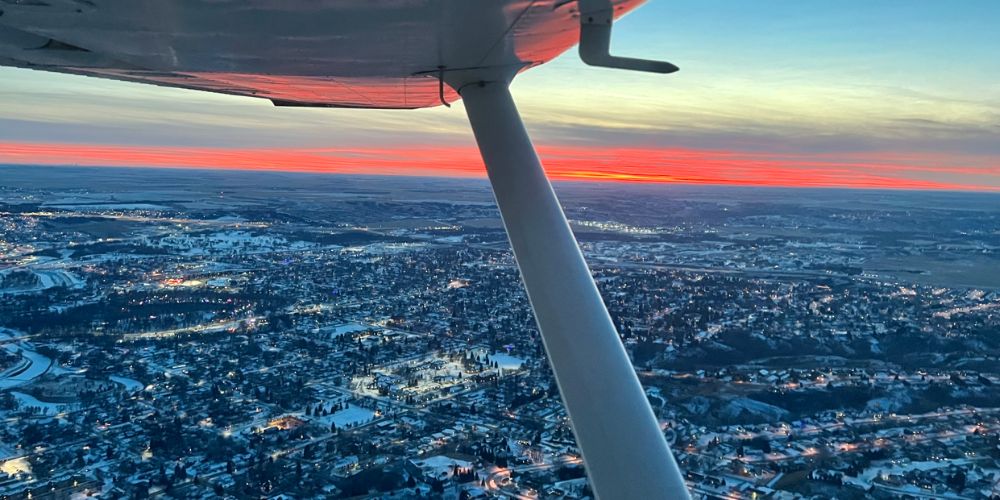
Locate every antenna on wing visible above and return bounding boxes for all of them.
[437,66,451,107]
[578,0,678,73]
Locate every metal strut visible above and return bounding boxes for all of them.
[459,77,690,500]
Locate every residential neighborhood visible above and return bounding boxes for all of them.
[1,169,998,498]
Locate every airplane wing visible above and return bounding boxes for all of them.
[0,0,644,108]
[0,2,690,498]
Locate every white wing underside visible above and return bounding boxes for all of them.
[0,0,643,108]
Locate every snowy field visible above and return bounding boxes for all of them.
[0,330,53,390]
[34,270,84,289]
[0,269,84,294]
[410,455,473,482]
[109,375,145,393]
[318,323,369,339]
[488,353,525,370]
[151,230,317,255]
[362,242,428,255]
[0,456,31,476]
[10,391,75,416]
[44,203,169,210]
[842,458,983,492]
[312,404,376,428]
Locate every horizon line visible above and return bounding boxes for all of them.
[4,161,999,196]
[0,141,996,194]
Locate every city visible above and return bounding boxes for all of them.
[1,166,998,499]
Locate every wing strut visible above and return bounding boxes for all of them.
[456,75,690,499]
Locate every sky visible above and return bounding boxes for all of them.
[0,0,998,191]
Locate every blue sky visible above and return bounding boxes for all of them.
[0,0,997,189]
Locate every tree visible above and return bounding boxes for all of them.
[174,463,187,480]
[947,470,966,491]
[430,479,445,494]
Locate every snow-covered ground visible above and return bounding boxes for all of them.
[44,203,169,210]
[109,375,145,393]
[488,353,525,370]
[0,269,84,294]
[409,455,473,482]
[35,270,83,288]
[0,330,53,390]
[150,230,317,255]
[312,404,376,428]
[0,456,31,475]
[843,458,981,491]
[10,391,74,416]
[720,397,789,421]
[318,323,369,338]
[363,242,428,255]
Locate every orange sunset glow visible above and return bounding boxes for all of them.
[1,141,995,192]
